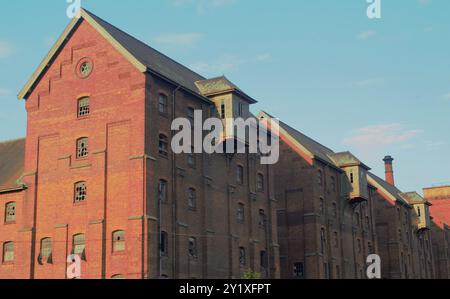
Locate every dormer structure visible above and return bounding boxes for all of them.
[328,151,371,204]
[400,192,432,233]
[196,76,257,140]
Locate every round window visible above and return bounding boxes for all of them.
[77,58,93,78]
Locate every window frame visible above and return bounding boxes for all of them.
[236,165,244,185]
[40,237,53,264]
[158,180,168,202]
[76,137,89,159]
[112,230,126,253]
[237,203,245,223]
[2,242,14,263]
[158,93,168,115]
[77,97,90,118]
[4,202,16,224]
[256,173,265,192]
[187,188,197,210]
[159,134,169,157]
[188,237,198,259]
[74,182,87,204]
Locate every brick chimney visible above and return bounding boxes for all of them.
[383,156,395,185]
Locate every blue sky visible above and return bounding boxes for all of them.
[0,0,449,194]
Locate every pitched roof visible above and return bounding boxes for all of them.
[0,138,26,192]
[399,192,430,205]
[367,172,410,206]
[18,9,210,101]
[195,76,257,103]
[328,151,371,170]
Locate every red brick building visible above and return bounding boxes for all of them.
[0,9,279,279]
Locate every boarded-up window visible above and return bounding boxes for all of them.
[76,138,89,159]
[3,242,14,263]
[113,230,125,252]
[5,202,16,223]
[74,182,87,203]
[77,97,90,118]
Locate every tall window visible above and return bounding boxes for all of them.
[76,137,89,159]
[333,232,339,248]
[159,134,169,157]
[237,203,245,223]
[187,107,195,127]
[77,97,90,118]
[5,202,16,223]
[318,170,323,185]
[187,147,196,168]
[293,262,304,278]
[188,237,197,258]
[160,231,168,256]
[330,176,336,192]
[187,188,196,210]
[332,202,337,218]
[73,234,86,260]
[220,101,226,119]
[236,165,244,185]
[257,173,264,192]
[74,182,87,203]
[40,238,52,263]
[350,172,354,184]
[112,230,125,252]
[238,102,244,117]
[158,180,168,202]
[3,242,14,263]
[320,228,326,254]
[417,207,421,217]
[239,247,246,266]
[319,198,324,215]
[158,94,168,114]
[259,209,266,227]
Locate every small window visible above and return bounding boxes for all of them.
[237,203,245,223]
[319,198,324,215]
[236,165,244,185]
[188,237,197,258]
[79,61,93,77]
[76,137,89,159]
[73,234,86,260]
[187,107,195,127]
[320,228,326,254]
[40,238,52,263]
[74,182,87,203]
[417,207,421,217]
[350,172,354,184]
[332,202,337,218]
[187,188,196,210]
[112,230,125,252]
[260,251,267,269]
[159,134,169,157]
[158,180,168,202]
[5,202,16,223]
[293,262,304,278]
[3,242,14,263]
[239,247,246,266]
[220,101,226,119]
[257,173,264,192]
[330,176,336,192]
[160,231,168,256]
[259,209,266,227]
[334,232,339,248]
[187,147,196,168]
[238,102,244,117]
[318,170,323,185]
[158,94,168,114]
[77,97,90,118]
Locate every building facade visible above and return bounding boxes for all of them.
[0,9,279,279]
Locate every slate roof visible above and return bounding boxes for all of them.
[195,76,257,103]
[0,138,26,192]
[367,172,410,205]
[399,192,429,205]
[328,151,371,170]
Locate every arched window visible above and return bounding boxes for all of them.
[237,203,245,223]
[158,94,168,114]
[160,231,168,256]
[112,230,125,252]
[159,134,169,157]
[239,247,246,266]
[318,170,323,185]
[73,234,86,260]
[5,202,16,223]
[3,242,14,263]
[187,188,196,210]
[40,238,52,264]
[236,165,244,185]
[76,137,89,159]
[111,274,125,279]
[158,180,168,202]
[77,97,90,118]
[257,173,264,192]
[330,176,336,192]
[74,182,87,203]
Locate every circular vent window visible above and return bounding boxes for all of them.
[77,58,93,78]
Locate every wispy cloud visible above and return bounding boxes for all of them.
[342,123,422,150]
[168,0,235,13]
[357,31,376,40]
[418,0,432,6]
[153,32,204,47]
[0,88,11,98]
[352,77,386,88]
[0,40,14,59]
[256,53,271,62]
[190,54,243,75]
[442,92,450,101]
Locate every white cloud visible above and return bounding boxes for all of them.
[0,40,14,59]
[153,32,204,47]
[443,92,450,101]
[357,31,376,40]
[342,124,422,150]
[0,88,11,98]
[168,0,236,13]
[418,0,432,6]
[190,54,243,75]
[256,53,271,62]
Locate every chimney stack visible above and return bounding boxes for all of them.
[383,156,395,185]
